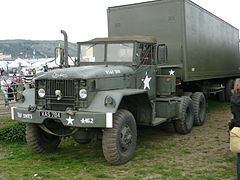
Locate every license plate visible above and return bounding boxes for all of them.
[40,111,61,118]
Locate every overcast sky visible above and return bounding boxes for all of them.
[0,0,239,42]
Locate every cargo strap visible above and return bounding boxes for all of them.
[39,124,79,137]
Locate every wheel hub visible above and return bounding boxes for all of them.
[120,125,132,151]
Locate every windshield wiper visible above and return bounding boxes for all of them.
[87,44,96,50]
[121,43,131,48]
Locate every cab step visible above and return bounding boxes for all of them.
[152,118,167,126]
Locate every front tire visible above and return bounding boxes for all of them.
[26,123,61,153]
[174,96,194,134]
[102,109,137,165]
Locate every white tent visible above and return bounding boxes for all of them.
[32,59,50,68]
[0,61,9,68]
[8,58,30,68]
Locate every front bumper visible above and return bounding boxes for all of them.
[11,107,113,128]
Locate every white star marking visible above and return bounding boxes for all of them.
[142,72,152,90]
[66,116,74,125]
[169,69,175,75]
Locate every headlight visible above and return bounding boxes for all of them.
[79,89,87,99]
[38,88,46,98]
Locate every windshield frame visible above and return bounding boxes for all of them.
[77,41,136,66]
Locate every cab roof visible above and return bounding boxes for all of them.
[78,36,157,44]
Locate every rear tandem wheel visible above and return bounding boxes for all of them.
[174,96,194,134]
[191,92,206,126]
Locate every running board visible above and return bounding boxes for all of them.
[152,118,167,126]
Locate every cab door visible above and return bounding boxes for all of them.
[136,65,156,99]
[135,43,156,99]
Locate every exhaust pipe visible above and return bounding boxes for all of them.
[60,30,69,68]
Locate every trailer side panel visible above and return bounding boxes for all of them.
[184,0,240,81]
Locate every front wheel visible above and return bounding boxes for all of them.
[26,123,61,153]
[102,109,137,165]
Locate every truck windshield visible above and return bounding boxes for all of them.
[80,42,134,63]
[80,44,105,62]
[107,43,134,62]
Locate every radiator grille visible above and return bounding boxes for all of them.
[46,80,74,97]
[36,79,76,111]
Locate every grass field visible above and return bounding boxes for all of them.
[0,100,236,180]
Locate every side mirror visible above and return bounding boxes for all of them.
[156,44,168,64]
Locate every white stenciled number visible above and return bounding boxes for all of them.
[89,118,94,124]
[80,118,94,124]
[105,69,121,75]
[18,112,32,119]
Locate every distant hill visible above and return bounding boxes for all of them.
[0,40,77,59]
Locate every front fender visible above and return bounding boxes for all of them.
[84,89,148,113]
[16,88,35,108]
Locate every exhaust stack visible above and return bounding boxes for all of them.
[60,30,69,68]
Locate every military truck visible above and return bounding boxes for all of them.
[12,0,240,165]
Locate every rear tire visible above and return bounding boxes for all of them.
[26,123,61,153]
[102,109,137,165]
[225,79,234,102]
[174,96,194,134]
[192,92,206,126]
